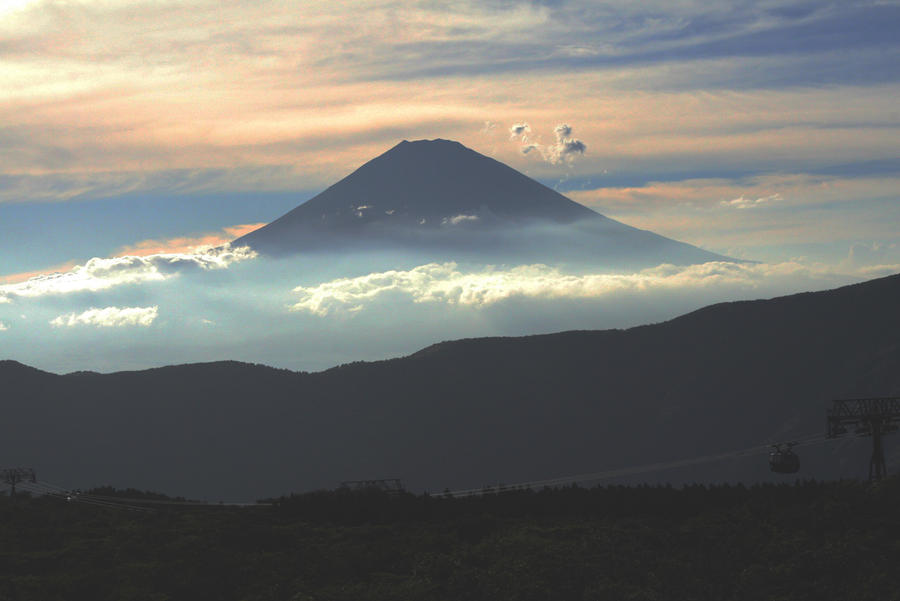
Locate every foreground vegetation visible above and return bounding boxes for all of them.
[1,479,899,601]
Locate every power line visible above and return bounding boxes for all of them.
[445,434,837,498]
[2,431,847,507]
[16,482,155,513]
[15,479,269,510]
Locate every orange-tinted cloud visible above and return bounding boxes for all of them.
[1,1,897,204]
[566,174,900,253]
[0,224,264,284]
[114,223,265,257]
[1,261,78,285]
[223,223,266,238]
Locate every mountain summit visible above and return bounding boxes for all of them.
[235,139,728,266]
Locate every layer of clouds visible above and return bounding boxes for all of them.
[50,306,158,328]
[0,0,896,204]
[571,174,900,214]
[568,174,900,256]
[289,260,843,317]
[0,166,305,204]
[857,264,900,278]
[0,321,7,331]
[848,242,897,265]
[0,245,256,301]
[846,243,900,278]
[1,246,890,374]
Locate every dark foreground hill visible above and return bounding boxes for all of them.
[2,273,900,499]
[233,139,727,268]
[3,479,899,601]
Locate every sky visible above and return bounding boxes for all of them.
[1,0,899,373]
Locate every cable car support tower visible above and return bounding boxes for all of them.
[827,397,900,480]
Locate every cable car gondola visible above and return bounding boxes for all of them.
[769,442,800,474]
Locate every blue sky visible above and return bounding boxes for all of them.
[1,0,898,372]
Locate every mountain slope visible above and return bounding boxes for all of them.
[2,273,899,499]
[234,139,728,267]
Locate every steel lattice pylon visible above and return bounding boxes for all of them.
[827,397,900,480]
[1,467,37,496]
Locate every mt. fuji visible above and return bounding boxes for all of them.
[234,139,731,268]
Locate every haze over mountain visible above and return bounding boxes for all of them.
[235,139,729,268]
[3,272,898,500]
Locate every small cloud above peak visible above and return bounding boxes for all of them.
[512,123,587,165]
[555,124,572,139]
[510,122,531,140]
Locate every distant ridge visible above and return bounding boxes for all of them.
[2,271,898,498]
[234,139,729,266]
[0,359,55,380]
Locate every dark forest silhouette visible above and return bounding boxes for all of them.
[2,478,899,600]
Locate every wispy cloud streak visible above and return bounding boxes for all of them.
[50,306,158,328]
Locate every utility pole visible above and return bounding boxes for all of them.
[1,467,37,496]
[827,398,900,480]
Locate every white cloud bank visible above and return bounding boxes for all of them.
[50,306,159,328]
[0,321,7,331]
[290,260,840,316]
[0,245,256,301]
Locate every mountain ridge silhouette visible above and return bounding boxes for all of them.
[2,272,898,498]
